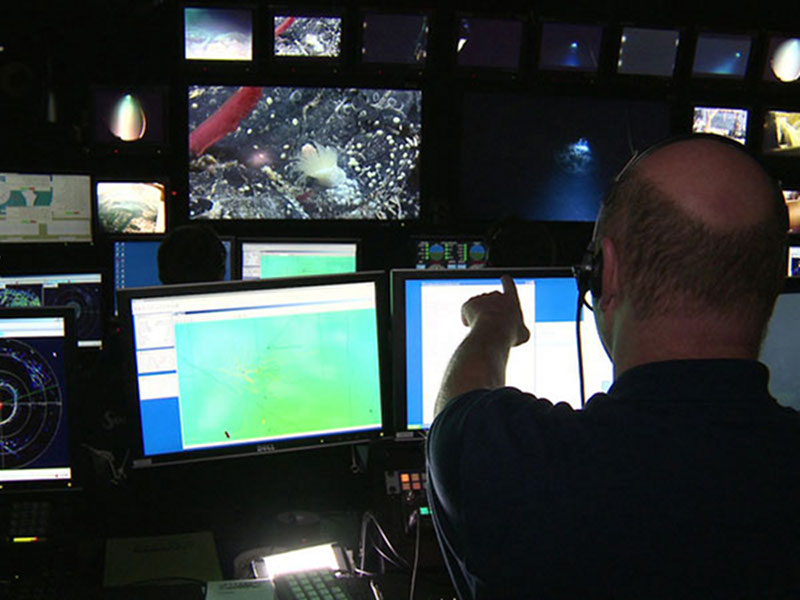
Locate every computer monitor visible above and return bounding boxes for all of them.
[762,110,800,156]
[360,11,429,65]
[617,27,681,77]
[0,307,78,491]
[117,272,388,467]
[691,33,751,79]
[112,237,233,311]
[789,246,800,277]
[187,84,422,221]
[0,271,104,348]
[456,15,523,71]
[760,278,800,411]
[239,239,358,280]
[391,268,613,431]
[272,13,342,59]
[0,172,93,243]
[538,23,603,73]
[184,5,254,62]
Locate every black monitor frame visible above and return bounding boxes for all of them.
[117,271,391,468]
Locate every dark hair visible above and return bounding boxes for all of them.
[597,172,787,332]
[157,224,227,284]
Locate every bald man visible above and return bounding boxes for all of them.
[427,135,800,599]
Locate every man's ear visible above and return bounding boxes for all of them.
[599,236,619,312]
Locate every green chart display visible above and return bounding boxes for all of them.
[260,254,355,279]
[173,307,381,448]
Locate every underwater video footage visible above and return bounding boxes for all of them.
[187,85,422,220]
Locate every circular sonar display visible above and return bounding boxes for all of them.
[45,284,102,342]
[0,339,64,468]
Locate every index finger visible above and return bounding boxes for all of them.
[501,274,520,305]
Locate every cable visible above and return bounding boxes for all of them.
[408,510,422,600]
[575,295,587,409]
[359,511,411,573]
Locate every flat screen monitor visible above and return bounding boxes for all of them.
[187,85,422,221]
[273,14,342,58]
[96,180,167,235]
[456,16,523,70]
[762,110,800,156]
[760,278,800,411]
[459,93,672,222]
[0,308,77,491]
[361,12,428,65]
[538,23,603,73]
[617,27,680,77]
[117,272,388,467]
[392,268,613,431]
[112,237,233,311]
[0,172,92,243]
[0,272,103,348]
[692,106,748,145]
[413,237,488,269]
[692,33,751,79]
[239,239,358,280]
[184,6,253,61]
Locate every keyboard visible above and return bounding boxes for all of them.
[273,569,377,600]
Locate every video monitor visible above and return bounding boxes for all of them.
[785,189,800,235]
[188,85,422,221]
[361,12,428,65]
[692,106,748,145]
[392,268,613,431]
[763,37,800,83]
[617,27,680,77]
[273,14,341,58]
[538,23,603,73]
[112,237,233,311]
[239,239,358,280]
[759,278,800,410]
[96,180,167,235]
[456,16,523,70]
[0,272,103,349]
[92,86,167,146]
[0,172,92,243]
[762,110,800,155]
[117,272,388,467]
[0,308,78,491]
[413,237,488,269]
[184,6,253,61]
[692,33,751,79]
[788,246,800,277]
[459,93,672,222]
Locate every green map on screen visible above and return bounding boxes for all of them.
[173,307,380,448]
[260,254,355,278]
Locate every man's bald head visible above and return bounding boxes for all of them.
[595,134,787,342]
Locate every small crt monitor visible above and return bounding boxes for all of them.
[96,180,167,235]
[0,271,104,348]
[538,23,603,73]
[692,33,751,79]
[762,110,800,156]
[273,13,342,58]
[184,5,253,61]
[763,37,800,83]
[118,272,388,467]
[239,239,358,280]
[788,246,800,277]
[0,172,92,243]
[617,27,680,77]
[760,278,800,411]
[361,12,429,65]
[92,86,167,147]
[0,308,78,491]
[391,268,613,431]
[413,237,488,269]
[692,106,748,146]
[456,15,523,70]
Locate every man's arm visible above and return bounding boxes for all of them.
[434,275,531,416]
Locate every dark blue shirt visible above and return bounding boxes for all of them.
[426,360,800,599]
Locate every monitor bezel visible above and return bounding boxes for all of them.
[0,306,80,494]
[235,236,362,279]
[390,266,584,434]
[357,8,431,72]
[93,176,170,239]
[182,2,258,65]
[117,270,391,468]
